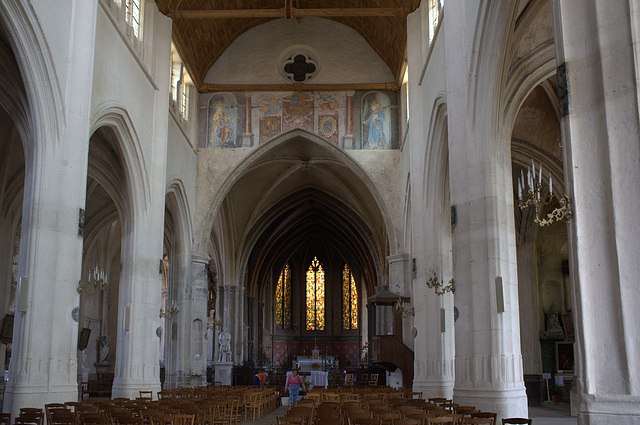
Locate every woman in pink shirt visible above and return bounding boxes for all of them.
[285,368,306,405]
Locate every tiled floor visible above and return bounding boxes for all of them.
[246,405,577,425]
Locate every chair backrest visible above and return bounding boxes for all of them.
[322,392,340,402]
[0,413,10,425]
[501,419,531,425]
[149,415,175,425]
[392,419,420,425]
[345,374,355,386]
[172,414,195,425]
[369,374,379,386]
[114,418,145,425]
[463,419,493,425]
[426,418,454,425]
[470,412,496,425]
[139,390,153,400]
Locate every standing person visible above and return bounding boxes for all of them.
[285,368,306,405]
[253,371,267,386]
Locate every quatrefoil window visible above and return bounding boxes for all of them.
[281,51,319,82]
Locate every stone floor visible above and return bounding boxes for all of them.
[245,405,577,425]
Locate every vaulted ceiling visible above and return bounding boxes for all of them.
[156,0,420,89]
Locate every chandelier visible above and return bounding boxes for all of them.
[160,302,179,320]
[516,160,572,227]
[78,265,108,296]
[395,298,415,318]
[426,270,455,295]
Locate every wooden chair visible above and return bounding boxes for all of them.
[351,419,382,425]
[406,413,437,425]
[243,391,262,421]
[439,414,464,425]
[392,419,419,425]
[0,413,10,425]
[276,417,304,425]
[171,415,195,425]
[19,408,46,425]
[470,413,496,425]
[359,374,369,386]
[345,374,355,387]
[427,399,449,406]
[111,418,144,425]
[368,374,379,387]
[501,420,531,425]
[377,412,402,425]
[425,418,454,425]
[462,419,493,425]
[139,391,153,400]
[149,416,175,425]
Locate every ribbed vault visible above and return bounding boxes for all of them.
[208,130,392,302]
[247,188,378,299]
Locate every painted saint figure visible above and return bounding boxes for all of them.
[363,100,386,149]
[211,104,234,146]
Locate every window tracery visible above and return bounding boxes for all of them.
[342,264,358,329]
[306,257,325,330]
[275,264,291,328]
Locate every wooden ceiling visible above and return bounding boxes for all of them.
[156,0,420,90]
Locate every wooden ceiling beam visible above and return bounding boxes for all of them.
[167,7,411,19]
[197,82,399,92]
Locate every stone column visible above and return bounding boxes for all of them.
[110,9,173,399]
[187,254,208,386]
[219,284,246,365]
[243,93,254,147]
[3,0,98,413]
[342,91,356,149]
[445,1,527,419]
[552,2,640,423]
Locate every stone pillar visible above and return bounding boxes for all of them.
[110,9,173,399]
[243,93,254,147]
[187,254,208,386]
[552,2,640,423]
[342,91,356,149]
[219,285,245,365]
[3,0,98,413]
[445,1,527,419]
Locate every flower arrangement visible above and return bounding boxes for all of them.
[301,375,312,391]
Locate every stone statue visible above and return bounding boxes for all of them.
[547,303,562,332]
[206,260,217,313]
[99,336,109,363]
[161,254,169,290]
[218,330,231,362]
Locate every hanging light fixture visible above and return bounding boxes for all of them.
[516,159,572,227]
[426,270,454,295]
[77,265,108,296]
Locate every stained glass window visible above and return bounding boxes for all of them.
[275,264,291,328]
[306,257,325,330]
[342,264,359,329]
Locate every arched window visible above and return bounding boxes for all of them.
[275,264,291,328]
[342,264,358,329]
[306,257,325,330]
[126,0,143,39]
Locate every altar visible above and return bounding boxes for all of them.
[295,354,337,372]
[287,370,329,388]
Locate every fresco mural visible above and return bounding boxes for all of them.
[360,92,391,150]
[200,90,398,149]
[208,94,239,148]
